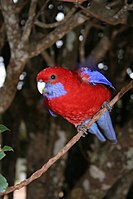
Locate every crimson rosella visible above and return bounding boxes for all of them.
[36,66,117,143]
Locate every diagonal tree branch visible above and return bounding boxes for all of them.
[29,12,88,58]
[35,7,77,29]
[0,80,132,196]
[77,2,132,25]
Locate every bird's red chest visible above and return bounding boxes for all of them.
[45,83,111,125]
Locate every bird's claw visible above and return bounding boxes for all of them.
[77,124,88,137]
[102,101,112,112]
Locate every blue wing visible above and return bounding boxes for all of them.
[78,67,115,89]
[97,111,117,144]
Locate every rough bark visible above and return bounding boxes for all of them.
[0,1,29,113]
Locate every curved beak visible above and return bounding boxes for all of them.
[37,81,46,94]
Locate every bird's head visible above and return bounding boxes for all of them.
[36,66,73,99]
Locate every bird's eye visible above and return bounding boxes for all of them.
[50,74,56,80]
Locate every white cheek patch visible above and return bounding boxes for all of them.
[37,81,46,94]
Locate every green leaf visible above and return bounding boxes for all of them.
[0,151,6,160]
[0,174,8,193]
[0,124,10,134]
[2,145,14,152]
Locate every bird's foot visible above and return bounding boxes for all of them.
[102,101,112,112]
[77,124,88,137]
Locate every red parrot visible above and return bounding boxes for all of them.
[36,66,117,143]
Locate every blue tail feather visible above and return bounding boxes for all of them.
[83,111,117,143]
[97,111,117,144]
[89,122,106,142]
[83,119,106,142]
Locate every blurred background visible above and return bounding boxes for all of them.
[0,0,133,199]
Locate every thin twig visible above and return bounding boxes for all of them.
[79,23,92,63]
[35,7,77,29]
[77,3,128,25]
[41,51,55,65]
[21,0,38,42]
[0,80,133,196]
[35,0,50,19]
[58,0,87,2]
